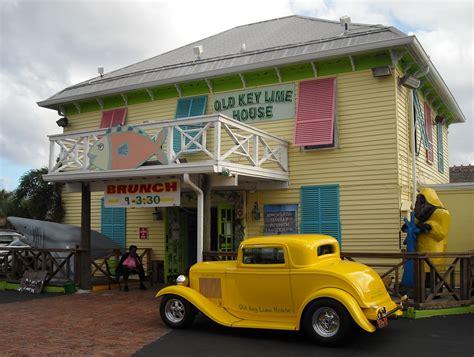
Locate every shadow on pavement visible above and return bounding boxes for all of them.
[0,290,65,304]
[135,313,474,357]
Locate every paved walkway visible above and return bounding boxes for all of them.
[2,284,169,356]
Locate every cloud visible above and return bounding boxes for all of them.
[0,0,472,193]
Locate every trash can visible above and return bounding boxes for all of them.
[152,260,164,284]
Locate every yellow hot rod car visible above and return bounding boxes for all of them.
[157,235,402,345]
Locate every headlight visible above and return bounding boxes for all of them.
[176,275,189,286]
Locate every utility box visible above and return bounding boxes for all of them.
[152,260,164,284]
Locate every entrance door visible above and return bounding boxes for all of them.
[218,204,235,258]
[166,207,187,282]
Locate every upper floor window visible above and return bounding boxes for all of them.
[100,108,128,128]
[294,77,337,149]
[242,247,285,264]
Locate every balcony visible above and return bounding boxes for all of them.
[44,114,289,185]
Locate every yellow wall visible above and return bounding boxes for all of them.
[395,68,449,213]
[434,186,474,252]
[62,68,453,257]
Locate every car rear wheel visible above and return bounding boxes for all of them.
[302,298,352,345]
[160,294,196,329]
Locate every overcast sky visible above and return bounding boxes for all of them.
[0,0,472,191]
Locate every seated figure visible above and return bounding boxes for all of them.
[116,245,147,291]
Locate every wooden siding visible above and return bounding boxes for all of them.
[62,69,403,254]
[395,67,450,212]
[241,70,400,252]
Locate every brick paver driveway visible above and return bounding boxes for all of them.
[1,286,169,356]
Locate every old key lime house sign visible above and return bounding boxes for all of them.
[213,83,295,122]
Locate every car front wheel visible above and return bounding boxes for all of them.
[302,298,353,345]
[160,294,196,329]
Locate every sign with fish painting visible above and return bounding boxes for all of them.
[88,125,168,170]
[104,179,180,208]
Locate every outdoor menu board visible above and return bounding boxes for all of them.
[264,204,298,234]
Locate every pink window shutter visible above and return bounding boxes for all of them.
[100,108,128,128]
[111,108,127,127]
[294,78,336,147]
[424,102,434,163]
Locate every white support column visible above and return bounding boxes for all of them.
[183,174,203,263]
[214,120,221,160]
[49,140,56,172]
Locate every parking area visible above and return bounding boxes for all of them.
[1,284,169,356]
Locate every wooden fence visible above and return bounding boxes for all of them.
[0,247,75,285]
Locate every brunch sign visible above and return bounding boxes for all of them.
[213,83,295,122]
[104,179,180,208]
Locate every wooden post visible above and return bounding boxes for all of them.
[79,182,92,290]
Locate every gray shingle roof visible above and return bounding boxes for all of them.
[37,15,465,124]
[39,16,404,106]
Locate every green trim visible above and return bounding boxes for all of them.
[156,85,179,100]
[316,57,353,76]
[404,305,474,319]
[211,75,243,92]
[353,51,392,71]
[180,80,210,96]
[0,280,76,293]
[104,95,125,110]
[245,69,280,87]
[280,63,315,82]
[128,90,152,106]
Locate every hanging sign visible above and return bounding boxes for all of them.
[104,179,180,208]
[139,227,149,240]
[213,83,295,122]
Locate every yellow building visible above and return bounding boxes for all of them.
[38,16,466,283]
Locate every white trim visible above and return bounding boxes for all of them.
[239,73,246,88]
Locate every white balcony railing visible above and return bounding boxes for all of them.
[46,114,289,182]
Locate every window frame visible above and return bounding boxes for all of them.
[241,245,287,267]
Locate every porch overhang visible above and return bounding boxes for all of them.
[44,114,290,189]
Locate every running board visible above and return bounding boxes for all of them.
[232,319,296,330]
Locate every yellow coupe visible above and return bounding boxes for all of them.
[157,235,402,345]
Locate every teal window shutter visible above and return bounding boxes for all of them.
[413,92,429,154]
[101,198,126,248]
[301,185,341,245]
[174,96,208,153]
[437,124,444,172]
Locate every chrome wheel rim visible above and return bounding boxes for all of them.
[165,298,186,323]
[312,307,340,337]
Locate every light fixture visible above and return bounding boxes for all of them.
[56,117,69,127]
[399,74,421,89]
[435,115,446,125]
[372,66,392,77]
[251,202,261,220]
[152,207,162,221]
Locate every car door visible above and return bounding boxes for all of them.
[225,245,294,323]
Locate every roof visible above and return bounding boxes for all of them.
[243,234,338,247]
[38,15,465,123]
[450,165,474,183]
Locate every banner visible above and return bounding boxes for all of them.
[104,179,180,208]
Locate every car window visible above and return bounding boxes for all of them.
[317,244,334,256]
[242,247,285,264]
